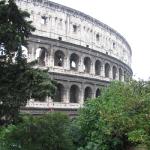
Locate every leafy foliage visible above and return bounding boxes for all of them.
[0,112,75,150]
[0,0,35,61]
[0,62,56,125]
[0,0,56,125]
[75,81,150,150]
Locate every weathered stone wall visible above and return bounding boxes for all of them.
[16,0,132,67]
[15,0,132,113]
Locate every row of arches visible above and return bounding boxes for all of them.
[36,48,125,80]
[22,46,128,81]
[54,83,101,103]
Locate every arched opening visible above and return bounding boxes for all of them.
[54,83,64,102]
[70,85,80,103]
[84,87,92,101]
[54,50,65,67]
[105,63,110,78]
[112,66,117,80]
[119,68,123,81]
[95,60,101,75]
[84,57,91,73]
[70,53,79,71]
[36,47,47,66]
[96,88,101,97]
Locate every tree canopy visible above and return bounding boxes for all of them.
[74,81,150,150]
[0,0,56,125]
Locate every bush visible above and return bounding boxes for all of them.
[0,112,75,150]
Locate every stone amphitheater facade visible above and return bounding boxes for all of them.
[16,0,132,115]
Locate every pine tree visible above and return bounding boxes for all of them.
[0,0,56,125]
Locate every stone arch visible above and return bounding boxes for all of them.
[84,57,91,73]
[112,66,117,80]
[95,88,101,97]
[54,83,64,102]
[119,68,123,81]
[70,53,79,71]
[84,86,92,101]
[95,60,101,75]
[70,84,80,103]
[36,47,48,66]
[54,50,65,67]
[105,63,110,78]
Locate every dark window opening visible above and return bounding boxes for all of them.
[58,37,62,41]
[96,88,101,97]
[105,63,110,78]
[113,42,116,48]
[54,83,64,102]
[95,60,101,75]
[70,85,79,103]
[113,66,117,79]
[96,33,100,41]
[84,57,91,73]
[54,50,65,67]
[41,16,47,25]
[73,25,77,33]
[84,87,92,101]
[70,53,79,71]
[119,68,123,81]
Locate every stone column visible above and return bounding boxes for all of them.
[116,68,119,80]
[49,47,54,67]
[101,62,105,77]
[91,61,95,75]
[64,52,70,70]
[79,84,84,105]
[45,46,51,67]
[79,56,84,73]
[63,85,70,103]
[93,85,97,98]
[109,65,113,79]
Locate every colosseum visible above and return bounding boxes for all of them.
[16,0,132,115]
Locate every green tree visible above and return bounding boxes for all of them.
[75,81,150,150]
[0,0,56,125]
[0,112,75,150]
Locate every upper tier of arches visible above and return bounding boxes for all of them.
[16,0,132,67]
[23,43,131,82]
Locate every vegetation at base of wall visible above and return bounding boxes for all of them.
[0,112,75,150]
[0,0,56,125]
[72,80,150,150]
[1,80,150,150]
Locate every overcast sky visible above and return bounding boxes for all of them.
[50,0,150,80]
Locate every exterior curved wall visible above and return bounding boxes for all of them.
[16,0,132,114]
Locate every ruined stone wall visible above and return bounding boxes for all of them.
[16,0,132,67]
[15,0,132,113]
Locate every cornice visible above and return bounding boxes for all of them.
[16,0,132,55]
